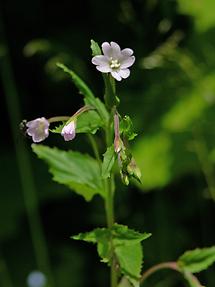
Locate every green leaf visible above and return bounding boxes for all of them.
[76,110,102,134]
[111,224,151,246]
[178,246,215,273]
[32,144,105,201]
[50,110,102,135]
[120,115,137,141]
[116,243,142,287]
[57,63,109,125]
[178,0,215,32]
[101,145,116,179]
[90,39,102,56]
[57,63,95,100]
[84,96,109,126]
[72,224,151,287]
[73,227,111,262]
[112,225,151,287]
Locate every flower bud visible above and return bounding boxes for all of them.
[61,120,76,141]
[127,157,141,182]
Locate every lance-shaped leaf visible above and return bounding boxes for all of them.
[32,144,105,201]
[178,246,215,273]
[90,39,102,56]
[72,224,151,287]
[57,63,109,125]
[101,145,116,179]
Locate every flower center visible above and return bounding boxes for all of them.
[110,58,121,70]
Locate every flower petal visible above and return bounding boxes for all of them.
[110,42,121,58]
[92,55,109,66]
[61,121,76,141]
[96,65,111,73]
[118,69,130,79]
[102,42,112,57]
[121,48,134,57]
[120,56,135,69]
[111,71,122,81]
[26,117,49,142]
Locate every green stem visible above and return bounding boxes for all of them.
[0,14,54,287]
[48,105,94,123]
[48,116,70,123]
[140,262,203,286]
[104,75,117,287]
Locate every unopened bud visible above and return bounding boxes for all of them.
[127,158,141,181]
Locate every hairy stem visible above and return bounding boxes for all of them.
[140,261,203,286]
[104,76,117,287]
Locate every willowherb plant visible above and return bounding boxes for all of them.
[23,40,215,287]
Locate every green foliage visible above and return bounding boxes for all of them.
[57,63,109,125]
[133,132,172,189]
[72,224,151,287]
[57,63,94,99]
[178,246,215,273]
[32,144,105,201]
[76,110,102,134]
[178,0,215,32]
[50,110,102,135]
[101,145,116,179]
[120,115,137,141]
[90,39,102,56]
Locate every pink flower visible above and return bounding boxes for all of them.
[61,120,76,141]
[26,117,49,142]
[92,41,135,81]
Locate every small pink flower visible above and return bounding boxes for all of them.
[61,120,76,141]
[26,117,49,142]
[92,41,135,81]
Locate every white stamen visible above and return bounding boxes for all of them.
[110,59,121,69]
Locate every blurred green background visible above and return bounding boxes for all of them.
[0,0,215,286]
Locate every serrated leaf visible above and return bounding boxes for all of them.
[90,39,102,56]
[57,63,109,125]
[116,243,142,287]
[102,145,116,179]
[111,224,151,246]
[32,144,105,201]
[72,224,151,287]
[113,225,151,287]
[178,246,215,273]
[72,228,111,262]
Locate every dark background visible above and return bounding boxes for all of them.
[0,0,215,286]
